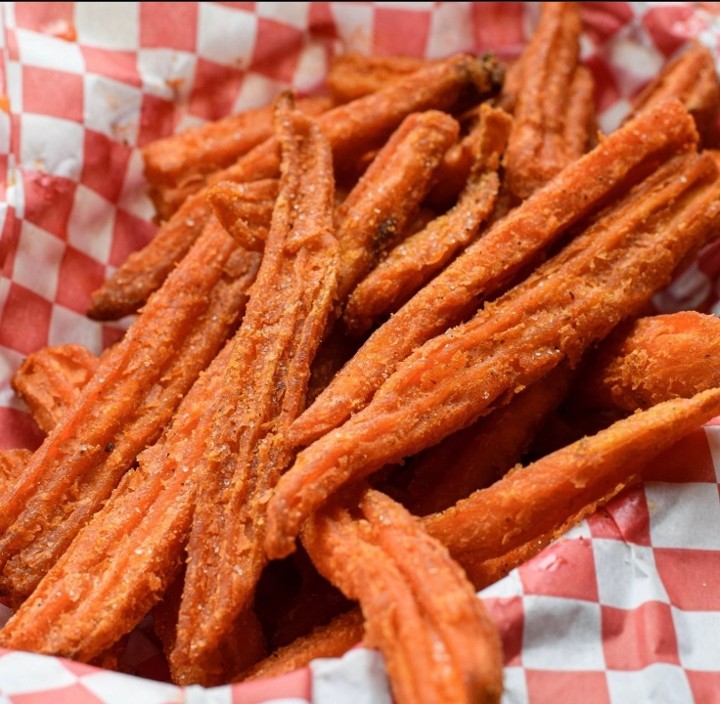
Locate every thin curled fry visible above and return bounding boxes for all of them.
[0,220,259,605]
[334,110,459,303]
[265,149,720,558]
[144,96,331,220]
[503,2,593,200]
[627,41,720,147]
[343,170,498,335]
[89,53,502,320]
[169,93,338,686]
[302,489,503,704]
[289,100,700,448]
[425,387,720,559]
[206,178,278,251]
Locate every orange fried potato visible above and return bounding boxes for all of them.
[327,53,435,103]
[266,147,720,559]
[425,387,720,560]
[144,96,331,220]
[0,221,260,605]
[577,311,720,413]
[290,100,699,448]
[627,41,720,147]
[11,344,98,434]
[169,93,338,686]
[207,178,278,251]
[89,53,502,320]
[404,364,572,516]
[503,2,594,200]
[303,489,503,704]
[0,449,32,498]
[240,609,364,683]
[334,110,459,303]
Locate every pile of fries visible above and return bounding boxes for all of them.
[3,4,720,701]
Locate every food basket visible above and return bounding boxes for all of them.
[1,2,719,702]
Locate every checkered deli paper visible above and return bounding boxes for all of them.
[1,2,720,703]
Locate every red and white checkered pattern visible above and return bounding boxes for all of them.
[1,2,720,702]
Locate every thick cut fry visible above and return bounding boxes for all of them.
[239,609,364,682]
[425,387,720,559]
[144,96,332,220]
[404,364,572,516]
[11,344,98,434]
[627,42,720,147]
[0,220,260,605]
[302,489,503,704]
[577,312,720,414]
[169,94,338,686]
[503,3,594,200]
[0,341,240,661]
[333,110,459,303]
[266,149,720,558]
[326,53,433,103]
[206,178,278,251]
[88,53,502,320]
[290,100,700,447]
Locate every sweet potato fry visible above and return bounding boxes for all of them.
[425,387,720,560]
[403,364,573,516]
[239,609,364,682]
[343,170,499,335]
[89,53,502,320]
[343,105,512,335]
[326,53,433,103]
[0,220,260,605]
[334,110,459,303]
[627,42,720,147]
[168,93,338,686]
[289,99,699,447]
[11,344,98,435]
[211,106,459,264]
[0,341,242,660]
[206,178,278,251]
[144,96,332,220]
[576,311,720,414]
[503,3,595,200]
[265,149,720,558]
[426,102,512,210]
[302,489,503,704]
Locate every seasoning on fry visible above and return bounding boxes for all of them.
[0,219,259,605]
[425,387,720,559]
[289,99,700,448]
[266,147,720,559]
[169,92,338,685]
[89,53,502,320]
[503,2,592,200]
